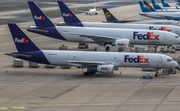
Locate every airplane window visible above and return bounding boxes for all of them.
[167,59,171,61]
[175,36,179,38]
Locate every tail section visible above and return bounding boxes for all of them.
[161,0,171,7]
[151,0,162,10]
[8,23,40,52]
[28,1,54,27]
[102,8,118,22]
[57,1,83,26]
[143,1,156,12]
[176,5,179,9]
[138,1,151,12]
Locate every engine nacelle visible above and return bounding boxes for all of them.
[112,39,130,48]
[97,65,114,73]
[174,17,180,21]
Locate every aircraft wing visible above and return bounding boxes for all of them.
[68,61,107,66]
[75,8,88,13]
[158,15,175,20]
[66,32,118,41]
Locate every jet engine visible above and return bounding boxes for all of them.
[173,17,180,21]
[97,65,114,73]
[112,39,130,48]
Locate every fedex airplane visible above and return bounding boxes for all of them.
[150,0,180,12]
[139,1,180,21]
[102,7,180,26]
[27,2,180,48]
[6,23,178,77]
[57,1,180,37]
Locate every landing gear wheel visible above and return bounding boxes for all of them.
[84,72,88,76]
[155,74,158,77]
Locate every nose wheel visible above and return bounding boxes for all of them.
[155,73,159,77]
[155,68,160,77]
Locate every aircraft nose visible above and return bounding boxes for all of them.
[174,61,179,68]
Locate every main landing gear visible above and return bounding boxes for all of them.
[84,71,95,76]
[83,67,96,76]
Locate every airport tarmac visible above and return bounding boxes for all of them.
[0,2,180,111]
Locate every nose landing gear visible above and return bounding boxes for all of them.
[155,68,160,77]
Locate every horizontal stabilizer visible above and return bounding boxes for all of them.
[5,53,31,58]
[26,28,49,33]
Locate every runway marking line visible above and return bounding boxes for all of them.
[23,102,180,107]
[11,106,26,109]
[1,102,180,108]
[0,107,8,109]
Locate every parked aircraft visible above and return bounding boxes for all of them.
[102,7,180,26]
[75,1,98,15]
[161,0,179,9]
[151,0,179,12]
[143,1,156,12]
[57,0,180,37]
[139,1,180,20]
[27,1,180,48]
[6,23,179,77]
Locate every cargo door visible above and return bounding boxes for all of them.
[164,34,168,44]
[158,57,164,67]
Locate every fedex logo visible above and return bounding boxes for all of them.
[133,32,160,40]
[34,15,45,20]
[15,38,29,43]
[118,43,126,46]
[149,26,172,32]
[124,55,149,63]
[101,67,109,70]
[63,13,72,17]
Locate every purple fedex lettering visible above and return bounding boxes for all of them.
[133,32,160,40]
[101,67,109,70]
[133,32,148,40]
[124,55,149,63]
[149,26,172,32]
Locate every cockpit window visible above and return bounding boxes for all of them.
[175,36,179,38]
[167,59,172,62]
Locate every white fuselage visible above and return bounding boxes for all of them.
[155,8,180,12]
[42,50,178,68]
[78,22,180,36]
[139,12,180,19]
[88,8,96,15]
[126,20,180,26]
[55,26,180,46]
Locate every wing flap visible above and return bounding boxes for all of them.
[68,61,106,66]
